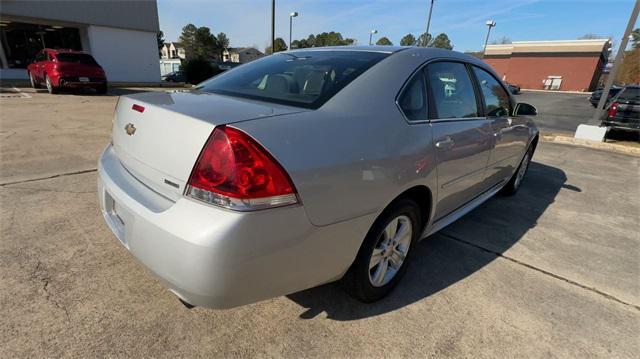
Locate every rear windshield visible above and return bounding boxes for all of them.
[616,87,640,102]
[195,51,389,109]
[55,53,98,65]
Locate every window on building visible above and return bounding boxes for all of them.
[0,22,81,68]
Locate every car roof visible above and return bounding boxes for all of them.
[287,45,408,54]
[43,48,88,55]
[285,45,484,65]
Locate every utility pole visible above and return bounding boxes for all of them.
[424,0,435,47]
[271,0,275,53]
[591,0,640,124]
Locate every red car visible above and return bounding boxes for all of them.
[27,49,107,94]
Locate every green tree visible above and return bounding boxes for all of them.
[313,32,355,47]
[400,33,417,46]
[181,58,218,84]
[616,48,640,84]
[217,32,230,49]
[266,37,288,54]
[157,30,165,57]
[217,32,230,59]
[431,33,453,50]
[193,27,219,59]
[418,32,432,47]
[376,37,393,46]
[631,28,640,49]
[179,24,198,57]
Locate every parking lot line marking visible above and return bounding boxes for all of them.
[0,168,97,186]
[13,86,32,99]
[440,232,640,311]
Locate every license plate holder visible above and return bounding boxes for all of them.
[79,77,90,82]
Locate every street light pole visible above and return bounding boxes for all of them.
[271,0,275,53]
[289,12,298,50]
[369,29,378,45]
[424,0,435,47]
[482,20,496,56]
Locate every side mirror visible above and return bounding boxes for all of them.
[514,102,537,116]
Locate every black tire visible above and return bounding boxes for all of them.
[96,84,108,94]
[45,75,58,94]
[341,198,421,303]
[501,144,534,196]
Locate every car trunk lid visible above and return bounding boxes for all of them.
[112,90,306,201]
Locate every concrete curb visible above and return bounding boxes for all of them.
[540,133,640,157]
[522,89,591,95]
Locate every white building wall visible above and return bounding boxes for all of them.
[86,25,160,82]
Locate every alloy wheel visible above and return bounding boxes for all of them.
[369,215,412,287]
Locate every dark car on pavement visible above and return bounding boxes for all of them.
[161,71,185,82]
[27,48,107,94]
[506,82,520,95]
[601,85,640,133]
[589,86,622,108]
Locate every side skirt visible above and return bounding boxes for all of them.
[421,180,507,239]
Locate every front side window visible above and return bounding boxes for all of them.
[426,62,478,119]
[473,66,510,117]
[398,72,427,122]
[195,51,389,109]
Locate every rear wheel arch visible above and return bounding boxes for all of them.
[530,133,539,152]
[385,185,433,235]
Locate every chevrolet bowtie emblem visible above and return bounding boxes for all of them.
[125,123,136,135]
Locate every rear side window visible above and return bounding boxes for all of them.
[616,87,640,102]
[472,66,510,117]
[398,72,427,122]
[55,53,98,65]
[195,51,389,109]
[426,62,478,119]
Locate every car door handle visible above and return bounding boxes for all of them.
[435,136,454,149]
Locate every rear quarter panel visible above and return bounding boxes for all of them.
[235,49,439,227]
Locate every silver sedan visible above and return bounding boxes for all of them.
[98,46,538,308]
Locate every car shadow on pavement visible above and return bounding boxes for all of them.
[287,161,572,321]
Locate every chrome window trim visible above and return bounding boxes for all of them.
[395,56,490,125]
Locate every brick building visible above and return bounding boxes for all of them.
[484,39,610,92]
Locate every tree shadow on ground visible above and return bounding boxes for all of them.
[287,161,573,320]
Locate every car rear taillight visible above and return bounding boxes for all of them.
[186,126,298,211]
[608,102,619,118]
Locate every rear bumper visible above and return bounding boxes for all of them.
[59,77,106,88]
[602,119,640,131]
[97,144,373,308]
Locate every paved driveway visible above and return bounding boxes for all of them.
[1,90,638,358]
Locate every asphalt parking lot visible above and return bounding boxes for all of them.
[516,91,594,134]
[1,89,639,358]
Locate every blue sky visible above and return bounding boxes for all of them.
[157,0,638,52]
